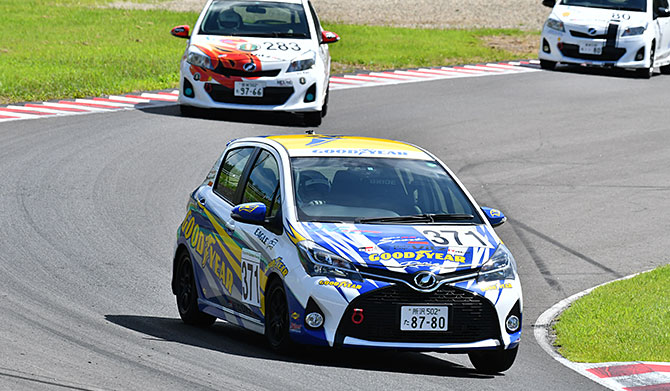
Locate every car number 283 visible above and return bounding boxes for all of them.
[400,306,448,331]
[241,250,260,306]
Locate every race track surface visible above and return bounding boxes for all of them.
[1,66,669,390]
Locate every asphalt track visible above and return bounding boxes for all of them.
[1,66,669,390]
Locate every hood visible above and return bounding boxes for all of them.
[553,4,648,27]
[191,35,314,64]
[293,222,501,275]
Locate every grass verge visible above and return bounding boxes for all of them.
[553,264,670,362]
[0,0,538,104]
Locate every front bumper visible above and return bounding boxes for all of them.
[178,60,326,112]
[539,26,652,69]
[286,275,522,352]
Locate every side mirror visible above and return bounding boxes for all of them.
[542,0,556,8]
[231,202,266,224]
[321,31,340,44]
[481,207,507,227]
[658,7,670,17]
[171,25,191,39]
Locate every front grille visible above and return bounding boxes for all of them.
[205,84,294,105]
[559,43,626,61]
[336,284,500,343]
[212,61,281,78]
[356,264,478,289]
[570,30,607,39]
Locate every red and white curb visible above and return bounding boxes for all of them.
[534,271,670,391]
[329,60,541,90]
[0,60,541,123]
[0,90,179,123]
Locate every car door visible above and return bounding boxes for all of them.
[196,146,256,311]
[233,148,283,316]
[655,0,670,59]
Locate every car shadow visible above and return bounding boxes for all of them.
[105,314,493,379]
[550,63,658,79]
[137,104,312,127]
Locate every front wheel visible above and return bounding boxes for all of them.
[175,252,216,327]
[540,59,556,70]
[264,280,293,352]
[637,43,655,79]
[468,346,518,374]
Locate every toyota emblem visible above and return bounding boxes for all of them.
[243,62,257,72]
[413,272,437,289]
[588,27,597,35]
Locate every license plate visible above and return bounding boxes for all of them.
[400,306,448,331]
[234,82,264,97]
[579,42,603,55]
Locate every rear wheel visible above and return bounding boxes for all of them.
[264,279,293,352]
[304,111,322,127]
[660,63,670,74]
[540,59,556,70]
[468,346,518,374]
[175,252,216,327]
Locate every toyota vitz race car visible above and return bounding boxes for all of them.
[539,0,670,78]
[170,0,339,126]
[172,135,522,373]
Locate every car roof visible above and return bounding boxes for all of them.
[210,0,304,4]
[265,134,434,160]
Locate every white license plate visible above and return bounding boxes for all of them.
[234,82,264,97]
[579,42,603,55]
[400,306,448,331]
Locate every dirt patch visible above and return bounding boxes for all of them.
[481,34,540,58]
[106,0,551,30]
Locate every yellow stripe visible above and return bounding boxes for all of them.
[202,208,242,279]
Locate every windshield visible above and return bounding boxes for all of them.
[199,0,311,38]
[560,0,646,12]
[291,157,484,224]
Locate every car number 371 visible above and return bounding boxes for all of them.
[241,250,260,306]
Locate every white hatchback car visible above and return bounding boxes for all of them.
[171,0,339,125]
[539,0,670,78]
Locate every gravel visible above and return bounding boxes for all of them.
[110,0,550,30]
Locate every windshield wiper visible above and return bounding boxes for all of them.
[356,213,475,224]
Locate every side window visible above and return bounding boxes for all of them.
[242,150,281,217]
[307,1,322,37]
[214,147,254,201]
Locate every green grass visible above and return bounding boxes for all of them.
[0,0,537,104]
[553,264,670,362]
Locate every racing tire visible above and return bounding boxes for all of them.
[637,43,655,79]
[175,251,216,327]
[264,279,294,353]
[539,60,556,70]
[321,85,330,118]
[468,346,518,374]
[304,111,322,127]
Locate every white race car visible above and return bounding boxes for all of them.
[539,0,670,77]
[172,134,523,374]
[170,0,339,125]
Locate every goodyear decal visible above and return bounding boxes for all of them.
[481,282,513,292]
[368,251,466,263]
[181,210,234,294]
[266,257,288,277]
[318,279,362,290]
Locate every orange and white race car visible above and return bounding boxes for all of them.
[171,0,339,126]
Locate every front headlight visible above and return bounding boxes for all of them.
[622,26,646,36]
[546,18,565,32]
[186,46,213,70]
[297,241,362,280]
[478,243,517,282]
[287,51,316,72]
